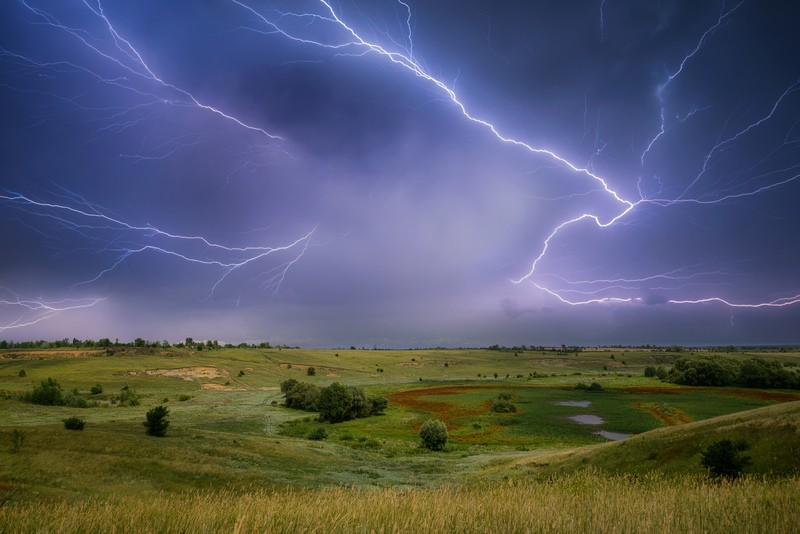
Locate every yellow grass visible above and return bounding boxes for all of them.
[2,470,798,533]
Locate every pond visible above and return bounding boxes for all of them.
[569,414,604,425]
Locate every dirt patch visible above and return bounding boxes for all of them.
[635,402,692,425]
[142,367,229,381]
[0,349,106,360]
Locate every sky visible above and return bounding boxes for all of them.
[1,0,799,347]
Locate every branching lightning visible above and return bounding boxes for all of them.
[1,0,798,336]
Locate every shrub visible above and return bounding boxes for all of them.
[575,381,603,392]
[307,367,316,376]
[701,439,752,480]
[10,429,24,452]
[118,387,140,407]
[90,384,103,395]
[497,392,513,401]
[491,400,517,413]
[178,394,191,402]
[644,366,657,378]
[26,377,64,405]
[144,405,170,436]
[419,419,448,451]
[63,416,86,430]
[308,426,328,441]
[18,369,26,377]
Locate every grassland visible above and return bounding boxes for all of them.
[1,346,799,531]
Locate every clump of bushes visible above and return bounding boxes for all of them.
[669,355,799,389]
[24,377,64,405]
[90,384,103,395]
[575,381,603,392]
[419,419,448,451]
[62,416,86,430]
[491,399,517,413]
[118,386,140,406]
[701,439,751,480]
[308,426,328,441]
[643,366,669,379]
[281,380,388,423]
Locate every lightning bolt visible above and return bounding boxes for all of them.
[2,0,799,337]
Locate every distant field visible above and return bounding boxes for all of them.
[1,346,799,530]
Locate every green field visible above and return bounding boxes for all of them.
[2,346,799,531]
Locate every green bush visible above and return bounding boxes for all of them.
[308,426,328,441]
[144,405,170,436]
[284,381,321,411]
[90,384,103,395]
[25,377,64,405]
[497,392,513,401]
[491,400,517,413]
[178,394,191,402]
[63,416,86,430]
[575,381,603,392]
[118,387,140,407]
[419,419,448,451]
[307,367,316,376]
[17,369,26,377]
[701,439,752,480]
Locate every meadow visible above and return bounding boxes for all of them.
[1,345,799,531]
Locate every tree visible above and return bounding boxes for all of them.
[284,382,320,411]
[318,382,355,423]
[144,405,170,436]
[700,439,751,480]
[419,419,448,451]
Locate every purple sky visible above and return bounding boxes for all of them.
[1,1,799,347]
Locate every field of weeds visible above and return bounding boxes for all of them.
[2,470,798,533]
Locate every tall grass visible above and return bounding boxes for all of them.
[2,470,798,533]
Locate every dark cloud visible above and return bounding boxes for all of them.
[0,1,798,345]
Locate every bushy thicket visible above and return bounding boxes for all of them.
[280,380,388,422]
[22,378,95,407]
[669,355,799,389]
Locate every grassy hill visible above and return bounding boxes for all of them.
[2,346,800,531]
[500,400,800,479]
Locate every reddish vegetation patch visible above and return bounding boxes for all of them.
[625,386,688,395]
[626,385,800,402]
[720,389,800,402]
[389,386,499,424]
[635,403,692,425]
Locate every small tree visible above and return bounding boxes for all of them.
[307,367,316,376]
[144,405,170,436]
[419,419,448,451]
[701,439,751,480]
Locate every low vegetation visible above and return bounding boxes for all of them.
[1,343,799,530]
[1,471,798,533]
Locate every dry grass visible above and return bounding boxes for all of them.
[2,471,798,533]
